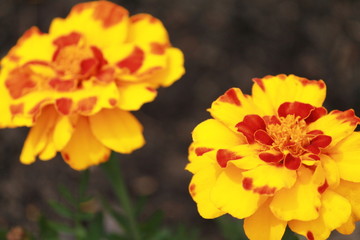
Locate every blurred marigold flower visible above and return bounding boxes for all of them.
[0,1,184,170]
[186,74,360,240]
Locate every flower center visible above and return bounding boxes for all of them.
[53,45,94,77]
[266,115,310,156]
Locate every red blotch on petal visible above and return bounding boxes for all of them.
[218,88,241,106]
[96,68,115,83]
[108,98,117,106]
[318,180,329,194]
[307,130,323,135]
[305,107,327,124]
[63,152,70,162]
[72,1,128,28]
[310,135,332,149]
[5,67,37,99]
[254,185,276,195]
[254,129,274,145]
[91,46,107,67]
[10,103,24,115]
[332,109,360,126]
[49,78,75,91]
[259,151,284,163]
[299,78,325,89]
[117,47,144,73]
[56,98,73,115]
[150,42,168,55]
[253,78,265,91]
[53,32,82,48]
[263,115,281,125]
[92,1,128,28]
[284,154,301,170]
[80,58,98,75]
[77,97,97,114]
[189,184,196,197]
[216,149,242,168]
[236,115,266,144]
[195,147,213,156]
[307,231,315,240]
[278,102,315,119]
[242,177,253,190]
[308,154,320,161]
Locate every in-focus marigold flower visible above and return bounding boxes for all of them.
[186,74,360,240]
[0,1,184,170]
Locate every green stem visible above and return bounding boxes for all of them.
[102,153,141,240]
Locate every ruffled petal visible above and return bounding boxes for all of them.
[242,165,297,195]
[334,180,360,234]
[252,74,326,116]
[116,83,157,111]
[328,132,360,182]
[320,154,340,188]
[62,116,110,170]
[209,88,262,131]
[244,200,287,240]
[289,190,351,240]
[308,110,360,147]
[49,1,130,48]
[270,167,324,221]
[188,162,224,219]
[89,108,144,154]
[20,106,59,164]
[210,165,266,219]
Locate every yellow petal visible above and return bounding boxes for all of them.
[147,47,185,87]
[308,110,359,147]
[186,149,217,174]
[53,115,75,150]
[328,132,360,182]
[20,106,59,164]
[244,200,287,240]
[89,108,145,154]
[117,83,157,111]
[335,180,360,224]
[337,215,356,235]
[209,88,262,131]
[191,119,245,155]
[127,14,169,49]
[270,167,323,221]
[252,74,326,115]
[189,163,225,219]
[320,154,340,188]
[2,26,55,66]
[62,116,110,170]
[49,1,130,48]
[242,164,297,195]
[289,190,351,240]
[210,165,266,219]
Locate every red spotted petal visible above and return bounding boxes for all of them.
[305,107,327,124]
[216,149,242,168]
[259,150,284,163]
[254,129,274,145]
[284,154,301,170]
[236,115,266,144]
[278,102,314,120]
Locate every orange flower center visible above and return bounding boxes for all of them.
[266,115,310,157]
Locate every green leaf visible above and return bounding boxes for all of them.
[38,216,59,240]
[86,212,105,240]
[140,210,164,238]
[49,200,74,219]
[58,184,76,205]
[47,220,75,234]
[101,198,130,232]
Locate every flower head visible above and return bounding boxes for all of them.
[0,1,184,170]
[187,74,360,240]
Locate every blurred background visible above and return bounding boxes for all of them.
[0,0,360,239]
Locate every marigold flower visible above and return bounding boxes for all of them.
[186,74,360,240]
[0,1,184,170]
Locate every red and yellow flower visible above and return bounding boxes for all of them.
[0,1,184,170]
[187,74,360,240]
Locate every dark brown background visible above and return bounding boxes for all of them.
[1,0,360,239]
